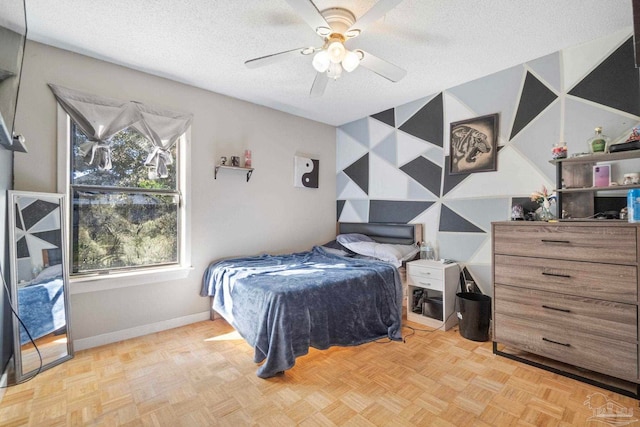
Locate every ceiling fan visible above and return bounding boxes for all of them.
[245,0,407,97]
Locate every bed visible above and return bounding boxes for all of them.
[201,222,422,378]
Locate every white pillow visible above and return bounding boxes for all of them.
[337,234,418,267]
[336,233,375,245]
[31,264,62,285]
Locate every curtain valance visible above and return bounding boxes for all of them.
[48,84,193,177]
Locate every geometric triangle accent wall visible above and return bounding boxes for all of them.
[510,71,558,140]
[336,200,346,220]
[400,156,441,197]
[398,93,443,147]
[369,200,433,223]
[22,199,59,230]
[343,154,369,194]
[439,205,484,233]
[442,156,469,197]
[336,29,640,294]
[371,108,395,127]
[569,37,640,117]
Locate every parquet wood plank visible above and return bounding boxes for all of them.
[1,318,639,426]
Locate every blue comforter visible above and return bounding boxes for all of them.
[201,246,403,378]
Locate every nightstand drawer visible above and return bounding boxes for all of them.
[408,276,444,291]
[494,284,637,341]
[494,313,638,381]
[493,224,637,264]
[407,264,443,281]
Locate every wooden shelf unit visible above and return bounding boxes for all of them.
[550,150,640,218]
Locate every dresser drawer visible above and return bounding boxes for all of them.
[494,313,638,381]
[494,284,637,341]
[494,254,637,302]
[493,224,637,264]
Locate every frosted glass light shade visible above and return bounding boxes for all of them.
[327,62,343,80]
[312,50,330,72]
[328,41,346,64]
[342,50,360,72]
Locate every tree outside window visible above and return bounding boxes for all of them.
[70,123,180,274]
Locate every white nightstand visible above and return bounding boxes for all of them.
[406,260,460,331]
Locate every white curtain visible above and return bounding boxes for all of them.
[49,84,192,176]
[132,103,192,178]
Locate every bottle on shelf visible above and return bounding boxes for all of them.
[587,127,610,154]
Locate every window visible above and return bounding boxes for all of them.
[70,123,181,274]
[51,84,192,287]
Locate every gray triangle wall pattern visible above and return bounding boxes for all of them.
[336,31,640,293]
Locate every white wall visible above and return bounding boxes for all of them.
[12,41,337,343]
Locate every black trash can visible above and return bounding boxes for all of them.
[456,292,491,342]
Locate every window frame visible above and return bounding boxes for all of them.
[57,105,192,294]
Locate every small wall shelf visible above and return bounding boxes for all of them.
[214,165,254,182]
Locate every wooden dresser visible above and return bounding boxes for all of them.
[492,221,640,397]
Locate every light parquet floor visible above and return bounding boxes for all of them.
[1,319,638,426]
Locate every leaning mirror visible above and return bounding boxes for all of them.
[8,190,73,381]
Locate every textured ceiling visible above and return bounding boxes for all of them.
[23,0,633,126]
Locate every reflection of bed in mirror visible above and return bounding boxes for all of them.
[17,249,65,345]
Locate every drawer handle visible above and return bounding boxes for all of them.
[542,337,571,347]
[541,272,571,279]
[540,239,571,244]
[542,305,571,313]
[419,281,434,287]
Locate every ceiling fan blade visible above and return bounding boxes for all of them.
[245,47,315,69]
[346,0,403,36]
[310,72,329,97]
[283,0,331,35]
[357,50,407,82]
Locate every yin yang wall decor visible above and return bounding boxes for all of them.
[294,155,319,188]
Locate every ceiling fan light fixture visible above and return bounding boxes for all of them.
[342,50,360,72]
[316,26,332,37]
[344,29,361,38]
[327,41,346,64]
[327,62,343,80]
[312,50,330,72]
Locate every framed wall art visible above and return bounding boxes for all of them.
[294,155,319,188]
[449,113,499,175]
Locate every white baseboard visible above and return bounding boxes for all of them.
[73,311,210,351]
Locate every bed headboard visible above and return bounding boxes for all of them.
[337,222,423,245]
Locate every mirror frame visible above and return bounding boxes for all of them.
[8,190,73,381]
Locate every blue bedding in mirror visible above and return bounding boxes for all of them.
[18,277,66,345]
